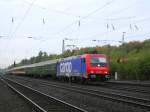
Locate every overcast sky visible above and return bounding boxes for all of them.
[0,0,150,68]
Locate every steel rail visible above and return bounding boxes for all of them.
[100,82,150,94]
[40,81,150,109]
[107,81,150,87]
[0,77,47,112]
[13,76,150,110]
[1,76,88,112]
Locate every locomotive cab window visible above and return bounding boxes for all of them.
[90,57,107,67]
[90,57,106,63]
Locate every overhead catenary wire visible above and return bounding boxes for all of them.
[105,16,136,21]
[86,16,150,40]
[106,0,142,17]
[53,0,116,36]
[52,0,147,39]
[23,0,79,18]
[10,0,142,38]
[40,15,150,42]
[10,0,37,38]
[8,0,150,42]
[82,0,115,19]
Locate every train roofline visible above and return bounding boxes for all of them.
[7,59,58,72]
[7,53,107,72]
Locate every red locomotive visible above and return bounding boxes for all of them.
[81,54,110,81]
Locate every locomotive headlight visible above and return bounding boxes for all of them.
[91,71,94,73]
[104,71,108,74]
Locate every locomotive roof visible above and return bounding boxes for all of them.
[60,55,81,61]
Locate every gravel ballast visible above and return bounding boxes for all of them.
[5,75,149,112]
[0,78,34,112]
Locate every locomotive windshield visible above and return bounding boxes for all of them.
[90,57,107,67]
[90,57,107,63]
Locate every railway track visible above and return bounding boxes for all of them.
[4,75,150,111]
[100,81,150,94]
[1,76,87,112]
[108,80,150,87]
[30,80,150,110]
[0,77,35,112]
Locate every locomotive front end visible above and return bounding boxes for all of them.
[86,54,110,81]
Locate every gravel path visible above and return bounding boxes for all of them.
[0,77,34,112]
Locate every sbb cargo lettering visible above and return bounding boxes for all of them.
[60,62,72,73]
